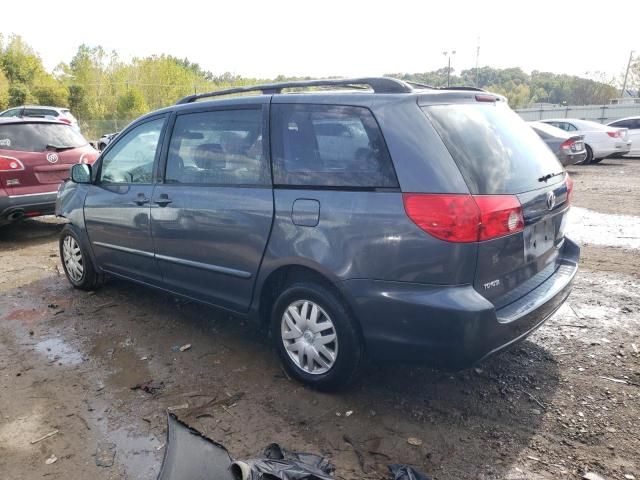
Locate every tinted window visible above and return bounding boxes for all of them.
[424,103,563,194]
[0,108,21,117]
[610,119,632,128]
[100,118,164,184]
[25,108,58,117]
[272,104,398,188]
[165,109,267,185]
[0,123,88,152]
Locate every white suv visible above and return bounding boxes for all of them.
[0,105,80,132]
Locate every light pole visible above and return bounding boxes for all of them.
[621,50,635,97]
[442,50,457,87]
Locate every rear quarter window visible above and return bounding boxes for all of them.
[271,104,398,188]
[423,103,563,194]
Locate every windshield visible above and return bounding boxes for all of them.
[530,122,570,139]
[423,103,563,194]
[0,122,88,152]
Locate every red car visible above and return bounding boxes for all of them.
[0,117,98,225]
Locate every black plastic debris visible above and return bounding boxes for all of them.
[231,442,335,480]
[158,413,430,480]
[388,464,432,480]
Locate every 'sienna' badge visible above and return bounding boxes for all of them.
[46,152,59,164]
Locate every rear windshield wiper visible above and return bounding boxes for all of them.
[538,171,564,182]
[45,144,76,152]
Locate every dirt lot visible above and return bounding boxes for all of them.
[1,159,639,480]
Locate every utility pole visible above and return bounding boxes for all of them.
[442,50,456,87]
[475,37,480,87]
[621,50,635,97]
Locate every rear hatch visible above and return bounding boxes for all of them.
[0,122,97,195]
[422,101,571,307]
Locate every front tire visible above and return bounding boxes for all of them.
[271,282,363,391]
[59,226,101,290]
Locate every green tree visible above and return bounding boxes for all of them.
[116,87,148,120]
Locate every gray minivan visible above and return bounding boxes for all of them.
[57,78,579,390]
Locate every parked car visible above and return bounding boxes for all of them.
[0,105,81,132]
[606,116,640,157]
[0,118,98,226]
[98,132,119,151]
[540,118,631,164]
[56,77,579,390]
[529,121,587,166]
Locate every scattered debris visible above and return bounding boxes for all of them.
[345,410,353,417]
[45,454,58,465]
[600,376,628,384]
[95,442,116,467]
[171,344,192,352]
[624,474,636,480]
[389,464,432,480]
[407,437,423,447]
[168,403,189,412]
[583,472,606,480]
[30,430,59,444]
[158,413,431,480]
[131,380,165,395]
[91,302,116,313]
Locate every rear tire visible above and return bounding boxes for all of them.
[591,157,603,164]
[583,145,594,164]
[271,282,363,391]
[59,225,101,290]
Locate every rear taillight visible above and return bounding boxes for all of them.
[566,175,574,203]
[607,130,621,138]
[560,139,576,152]
[0,155,25,172]
[58,117,72,125]
[403,193,524,243]
[474,195,525,241]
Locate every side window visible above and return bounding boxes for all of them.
[565,123,577,131]
[631,119,640,130]
[271,104,398,188]
[0,108,21,118]
[165,109,267,186]
[100,117,164,184]
[610,120,630,128]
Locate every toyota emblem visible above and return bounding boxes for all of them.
[546,190,556,210]
[46,152,59,164]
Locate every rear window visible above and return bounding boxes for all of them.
[0,123,88,152]
[530,122,569,139]
[423,103,563,194]
[271,104,398,188]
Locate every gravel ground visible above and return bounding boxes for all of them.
[0,159,639,480]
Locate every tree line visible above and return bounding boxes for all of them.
[0,34,633,138]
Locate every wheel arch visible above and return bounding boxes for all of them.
[252,262,361,336]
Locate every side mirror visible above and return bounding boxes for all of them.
[71,163,92,184]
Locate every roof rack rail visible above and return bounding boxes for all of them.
[176,77,413,104]
[405,81,486,93]
[439,86,486,92]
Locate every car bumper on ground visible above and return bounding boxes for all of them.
[0,190,58,225]
[343,237,580,369]
[559,151,587,166]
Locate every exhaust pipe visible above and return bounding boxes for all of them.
[7,210,24,222]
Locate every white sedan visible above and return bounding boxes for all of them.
[540,118,631,164]
[607,116,640,157]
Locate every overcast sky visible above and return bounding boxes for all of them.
[5,0,639,80]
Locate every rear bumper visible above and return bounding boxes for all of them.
[595,142,632,159]
[342,238,580,369]
[559,151,587,166]
[0,190,58,225]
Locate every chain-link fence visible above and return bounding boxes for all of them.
[78,119,134,143]
[516,103,640,124]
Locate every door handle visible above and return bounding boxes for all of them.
[154,194,172,207]
[134,193,150,206]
